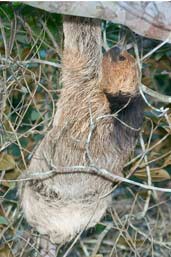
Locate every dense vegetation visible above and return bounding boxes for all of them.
[0,3,171,257]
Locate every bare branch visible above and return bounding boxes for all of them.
[26,1,171,43]
[3,164,171,194]
[140,84,171,104]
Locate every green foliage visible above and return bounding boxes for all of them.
[0,216,8,225]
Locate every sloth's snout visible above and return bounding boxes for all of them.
[111,46,121,56]
[105,46,121,62]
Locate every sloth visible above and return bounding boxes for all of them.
[19,16,144,244]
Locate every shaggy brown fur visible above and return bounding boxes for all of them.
[19,16,144,244]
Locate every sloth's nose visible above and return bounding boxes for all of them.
[106,46,121,62]
[111,46,121,56]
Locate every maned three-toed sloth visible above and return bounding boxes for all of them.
[19,16,144,244]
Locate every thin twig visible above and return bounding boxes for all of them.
[139,133,152,217]
[141,37,170,61]
[2,164,171,193]
[0,57,61,68]
[141,84,171,104]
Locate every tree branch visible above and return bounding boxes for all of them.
[26,1,171,43]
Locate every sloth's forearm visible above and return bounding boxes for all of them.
[62,16,102,82]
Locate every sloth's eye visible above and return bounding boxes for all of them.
[119,55,126,61]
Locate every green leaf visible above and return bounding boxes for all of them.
[0,216,8,225]
[31,110,41,121]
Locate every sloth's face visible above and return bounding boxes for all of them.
[101,46,139,96]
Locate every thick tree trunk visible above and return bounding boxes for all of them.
[26,1,171,43]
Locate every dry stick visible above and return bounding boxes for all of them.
[6,71,43,131]
[0,17,8,122]
[140,36,171,124]
[19,236,32,257]
[0,17,8,58]
[7,118,27,169]
[139,133,152,218]
[85,101,96,164]
[102,25,109,51]
[141,84,171,104]
[91,223,112,256]
[2,235,14,257]
[40,20,62,57]
[140,85,169,116]
[139,149,171,169]
[0,117,51,152]
[2,165,171,194]
[40,243,57,257]
[96,98,140,132]
[129,222,171,248]
[129,118,154,218]
[79,240,89,257]
[110,208,137,255]
[37,81,56,128]
[141,37,170,61]
[0,57,61,68]
[5,60,56,131]
[139,35,171,124]
[8,12,17,56]
[17,14,56,54]
[125,132,169,168]
[0,67,56,151]
[17,15,46,61]
[17,234,42,256]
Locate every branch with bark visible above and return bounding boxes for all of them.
[26,1,171,43]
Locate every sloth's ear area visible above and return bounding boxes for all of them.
[101,47,139,96]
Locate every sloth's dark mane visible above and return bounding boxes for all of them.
[105,92,144,149]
